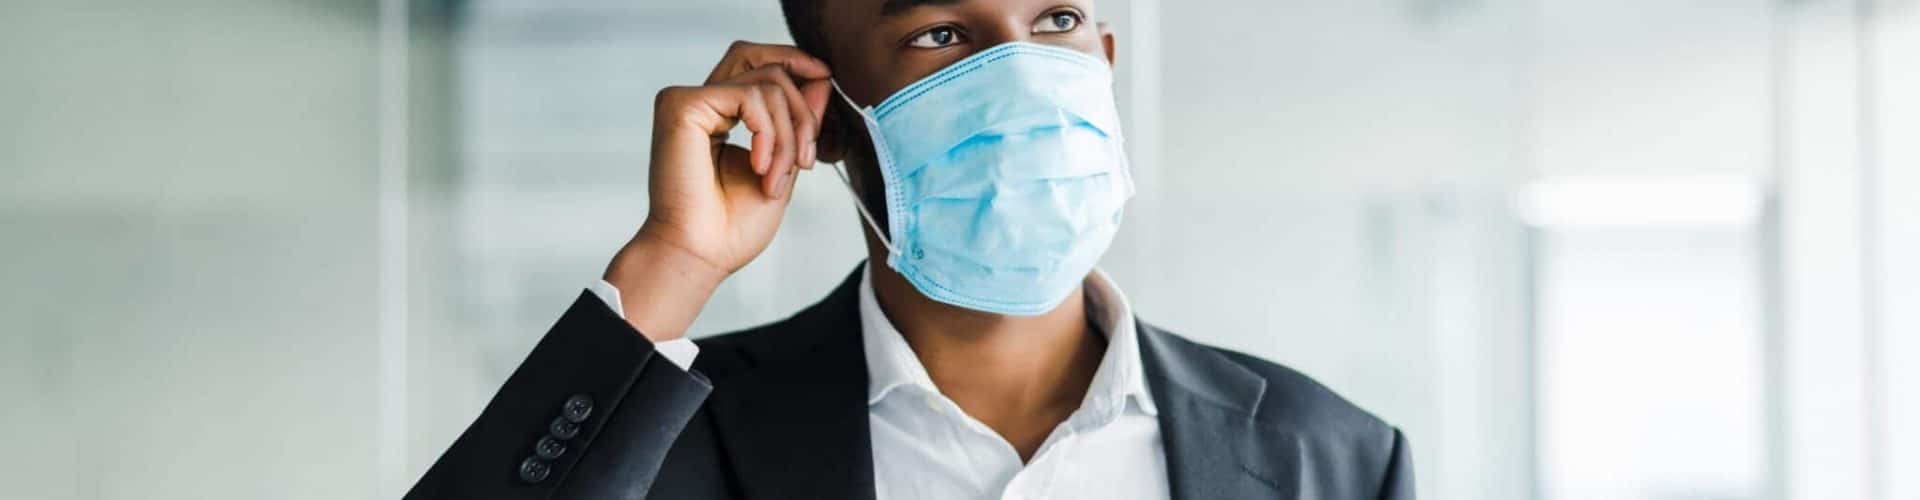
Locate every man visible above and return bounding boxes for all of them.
[404,0,1413,498]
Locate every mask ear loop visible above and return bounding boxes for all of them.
[827,79,901,257]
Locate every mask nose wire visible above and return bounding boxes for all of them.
[826,79,901,257]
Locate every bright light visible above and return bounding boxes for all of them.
[1517,175,1765,228]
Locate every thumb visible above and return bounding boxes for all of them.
[800,80,831,124]
[808,80,853,164]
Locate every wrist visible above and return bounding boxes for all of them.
[603,234,727,342]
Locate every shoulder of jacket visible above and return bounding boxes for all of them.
[1149,324,1396,440]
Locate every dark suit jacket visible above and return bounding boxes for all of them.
[405,267,1414,499]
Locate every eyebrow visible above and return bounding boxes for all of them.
[878,0,963,17]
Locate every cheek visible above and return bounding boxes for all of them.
[869,47,969,98]
[1062,33,1107,60]
[880,59,955,95]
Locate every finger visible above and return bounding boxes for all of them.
[665,84,771,141]
[716,145,799,203]
[722,85,777,176]
[708,40,832,85]
[714,144,768,200]
[799,79,831,128]
[779,163,801,199]
[761,84,797,197]
[722,66,820,168]
[799,80,832,168]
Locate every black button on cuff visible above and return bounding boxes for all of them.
[534,435,568,460]
[562,394,594,423]
[518,457,552,484]
[549,415,581,440]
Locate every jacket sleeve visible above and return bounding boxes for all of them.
[1375,428,1416,500]
[403,291,714,500]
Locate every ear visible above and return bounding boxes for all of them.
[1098,22,1117,68]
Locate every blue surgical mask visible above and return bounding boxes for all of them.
[830,42,1134,316]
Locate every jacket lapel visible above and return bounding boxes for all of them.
[705,270,877,500]
[1138,321,1300,499]
[699,269,1300,500]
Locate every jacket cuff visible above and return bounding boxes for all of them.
[404,291,713,499]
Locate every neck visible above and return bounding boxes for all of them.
[866,254,1104,459]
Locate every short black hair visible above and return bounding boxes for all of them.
[778,0,830,62]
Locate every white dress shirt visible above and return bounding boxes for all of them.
[858,266,1171,500]
[589,266,1171,499]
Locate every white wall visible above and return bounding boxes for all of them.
[1870,5,1920,499]
[0,1,385,499]
[1132,2,1536,498]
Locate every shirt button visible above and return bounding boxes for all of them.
[923,394,942,412]
[561,394,594,423]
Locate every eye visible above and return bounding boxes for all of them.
[907,26,963,48]
[1033,11,1082,34]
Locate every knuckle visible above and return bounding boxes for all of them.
[747,65,791,85]
[728,39,754,52]
[654,86,686,107]
[765,66,793,83]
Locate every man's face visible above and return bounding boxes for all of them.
[819,0,1115,109]
[813,0,1117,240]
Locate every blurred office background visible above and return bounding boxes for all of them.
[2,0,1915,499]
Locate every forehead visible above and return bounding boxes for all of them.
[811,0,1075,29]
[815,0,969,18]
[807,0,925,37]
[876,0,964,15]
[808,0,1075,46]
[801,0,876,51]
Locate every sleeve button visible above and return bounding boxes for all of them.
[548,415,581,440]
[561,394,594,423]
[534,435,567,460]
[518,457,552,484]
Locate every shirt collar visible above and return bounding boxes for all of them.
[858,264,1159,417]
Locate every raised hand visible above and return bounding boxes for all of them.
[604,41,833,341]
